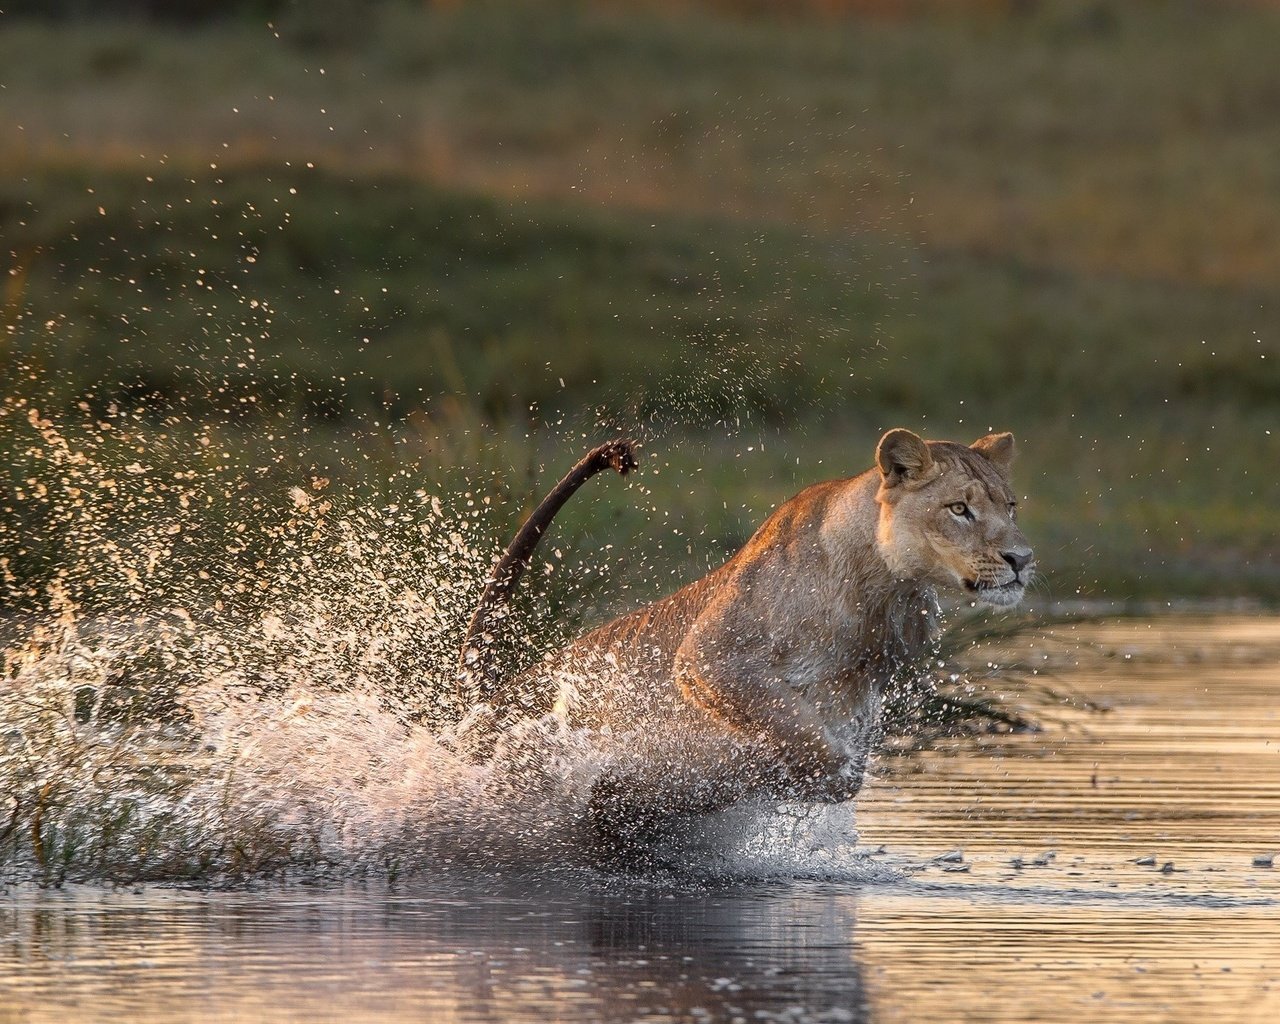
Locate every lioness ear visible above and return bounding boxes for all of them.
[970,432,1016,472]
[877,428,933,486]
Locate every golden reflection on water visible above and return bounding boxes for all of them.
[853,616,1280,1022]
[2,616,1278,1024]
[856,898,1279,1024]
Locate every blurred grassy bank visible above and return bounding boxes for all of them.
[1,0,1278,608]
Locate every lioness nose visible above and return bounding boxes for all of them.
[1002,549,1033,574]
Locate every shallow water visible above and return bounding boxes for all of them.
[3,616,1279,1023]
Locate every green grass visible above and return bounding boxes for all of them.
[5,1,1278,287]
[0,167,887,423]
[1,0,1278,605]
[3,166,1276,605]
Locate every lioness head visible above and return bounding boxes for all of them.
[874,428,1035,608]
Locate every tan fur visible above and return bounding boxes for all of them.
[511,430,1034,805]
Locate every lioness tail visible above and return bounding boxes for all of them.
[455,438,638,713]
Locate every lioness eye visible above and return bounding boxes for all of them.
[946,501,970,518]
[1008,502,1018,519]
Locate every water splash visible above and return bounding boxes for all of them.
[0,401,862,886]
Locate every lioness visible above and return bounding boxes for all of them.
[457,429,1034,848]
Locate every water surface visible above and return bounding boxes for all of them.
[3,616,1278,1023]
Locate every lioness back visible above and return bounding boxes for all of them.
[544,568,724,728]
[546,478,847,730]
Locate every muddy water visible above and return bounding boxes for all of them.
[2,616,1278,1023]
